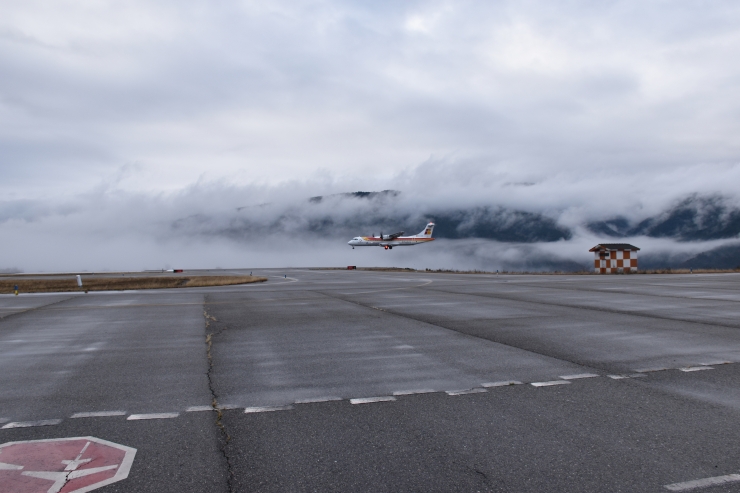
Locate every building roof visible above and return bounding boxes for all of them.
[589,243,640,252]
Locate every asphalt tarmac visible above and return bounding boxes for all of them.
[1,269,740,492]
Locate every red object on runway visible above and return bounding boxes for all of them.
[0,437,136,493]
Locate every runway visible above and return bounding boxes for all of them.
[1,270,740,492]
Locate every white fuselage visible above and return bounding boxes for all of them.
[348,222,436,249]
[347,236,434,248]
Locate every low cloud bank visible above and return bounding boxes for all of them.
[2,162,740,273]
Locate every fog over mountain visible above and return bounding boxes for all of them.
[2,161,740,272]
[588,195,740,242]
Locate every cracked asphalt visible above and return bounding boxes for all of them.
[1,270,740,492]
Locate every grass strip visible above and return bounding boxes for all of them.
[0,275,267,294]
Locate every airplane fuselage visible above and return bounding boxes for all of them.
[347,236,435,248]
[348,222,435,250]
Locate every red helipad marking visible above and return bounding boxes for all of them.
[0,436,136,493]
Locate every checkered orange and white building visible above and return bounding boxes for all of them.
[589,244,639,274]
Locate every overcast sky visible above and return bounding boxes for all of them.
[2,1,740,270]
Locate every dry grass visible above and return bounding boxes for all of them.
[313,267,418,272]
[0,275,267,294]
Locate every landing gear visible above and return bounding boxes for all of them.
[384,245,392,250]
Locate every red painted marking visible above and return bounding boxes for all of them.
[0,437,136,493]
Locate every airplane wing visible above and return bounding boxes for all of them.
[386,231,404,239]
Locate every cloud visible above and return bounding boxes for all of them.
[2,1,740,197]
[1,158,740,272]
[2,1,740,270]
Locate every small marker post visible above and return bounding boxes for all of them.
[14,284,18,296]
[76,275,83,288]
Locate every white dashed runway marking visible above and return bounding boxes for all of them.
[219,404,242,410]
[482,380,522,387]
[71,411,126,418]
[560,373,599,380]
[295,397,343,404]
[531,380,571,387]
[392,389,437,396]
[664,473,740,491]
[127,413,179,420]
[185,406,214,412]
[1,362,735,428]
[350,396,396,405]
[446,388,487,396]
[244,406,293,413]
[2,419,62,429]
[634,367,669,373]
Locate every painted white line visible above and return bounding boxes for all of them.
[446,388,487,396]
[481,380,523,388]
[185,406,214,412]
[531,380,571,387]
[294,397,343,404]
[664,473,740,491]
[559,373,599,380]
[634,367,669,373]
[609,373,647,379]
[244,406,293,413]
[219,404,241,410]
[0,462,24,470]
[68,464,119,478]
[2,419,62,429]
[680,367,714,372]
[70,411,126,418]
[349,396,397,405]
[700,360,731,366]
[392,389,437,396]
[127,413,179,420]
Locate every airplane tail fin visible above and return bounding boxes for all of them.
[416,222,435,238]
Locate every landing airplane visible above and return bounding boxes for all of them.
[348,222,435,250]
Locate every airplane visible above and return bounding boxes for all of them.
[348,222,435,250]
